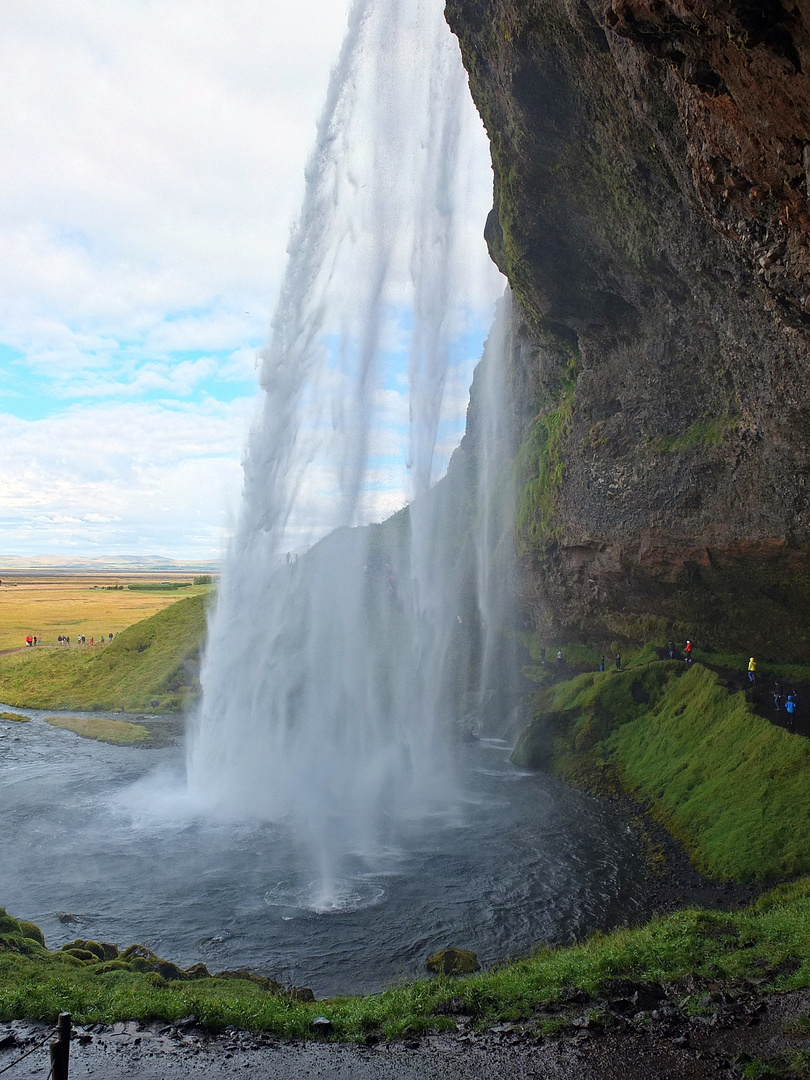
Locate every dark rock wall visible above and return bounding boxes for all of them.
[445,0,810,657]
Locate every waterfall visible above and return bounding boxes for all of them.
[186,0,509,907]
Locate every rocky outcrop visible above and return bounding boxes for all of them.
[445,0,810,657]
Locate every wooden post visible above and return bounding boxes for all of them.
[49,1013,71,1080]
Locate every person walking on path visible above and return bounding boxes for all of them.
[615,652,622,670]
[786,694,797,729]
[684,640,693,663]
[748,656,756,683]
[599,655,605,672]
[773,681,783,711]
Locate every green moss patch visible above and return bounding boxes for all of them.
[43,716,152,747]
[650,418,735,453]
[0,712,29,722]
[515,373,576,554]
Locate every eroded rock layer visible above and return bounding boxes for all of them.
[446,0,810,656]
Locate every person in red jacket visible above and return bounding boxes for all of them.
[684,639,693,663]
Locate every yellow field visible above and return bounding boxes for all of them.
[0,574,214,652]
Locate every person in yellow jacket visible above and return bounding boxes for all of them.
[748,656,756,683]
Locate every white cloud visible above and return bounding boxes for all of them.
[0,0,504,557]
[0,0,351,381]
[0,396,259,557]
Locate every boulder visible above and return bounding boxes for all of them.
[425,947,480,975]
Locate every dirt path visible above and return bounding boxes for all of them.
[3,985,809,1079]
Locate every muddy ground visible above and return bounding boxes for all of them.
[3,982,809,1078]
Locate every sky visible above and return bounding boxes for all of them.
[0,0,498,562]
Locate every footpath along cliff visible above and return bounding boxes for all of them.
[446,0,810,658]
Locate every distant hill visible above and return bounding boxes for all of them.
[0,555,220,573]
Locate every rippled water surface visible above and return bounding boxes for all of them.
[0,712,652,996]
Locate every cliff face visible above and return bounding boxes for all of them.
[446,0,810,657]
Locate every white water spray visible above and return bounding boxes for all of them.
[187,0,508,907]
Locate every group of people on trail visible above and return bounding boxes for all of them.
[541,637,803,731]
[771,679,799,723]
[24,632,115,648]
[666,639,693,662]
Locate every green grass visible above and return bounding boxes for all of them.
[650,418,733,452]
[5,878,810,1037]
[0,712,29,722]
[43,716,153,747]
[0,594,208,713]
[513,662,810,881]
[609,664,810,880]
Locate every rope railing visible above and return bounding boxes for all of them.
[0,1013,71,1079]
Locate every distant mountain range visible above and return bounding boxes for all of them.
[0,555,220,572]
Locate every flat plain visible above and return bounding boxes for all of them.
[0,574,212,652]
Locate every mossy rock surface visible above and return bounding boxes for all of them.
[94,960,131,974]
[184,962,211,980]
[63,948,98,963]
[61,939,107,961]
[17,921,45,947]
[120,943,156,961]
[214,969,284,994]
[425,947,480,975]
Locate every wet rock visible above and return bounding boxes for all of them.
[287,985,316,1002]
[425,947,480,975]
[559,987,590,1005]
[310,1017,332,1036]
[622,983,667,1012]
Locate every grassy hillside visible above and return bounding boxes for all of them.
[0,594,208,713]
[3,878,810,1036]
[512,662,810,882]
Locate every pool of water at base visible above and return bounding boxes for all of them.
[0,710,653,997]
